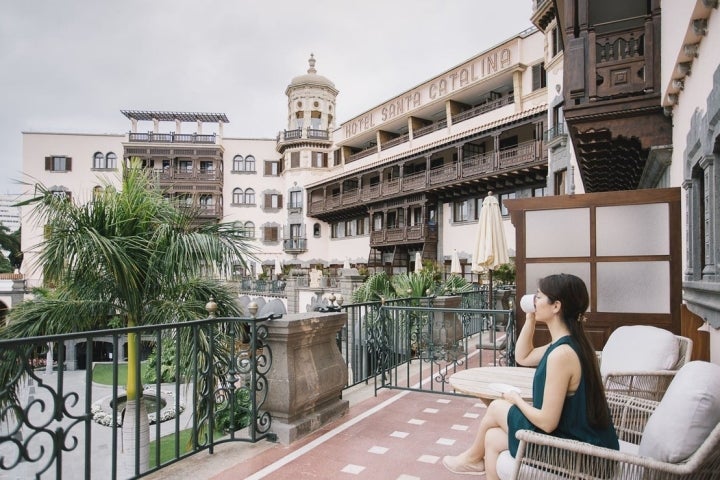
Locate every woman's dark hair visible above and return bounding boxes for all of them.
[538,273,611,428]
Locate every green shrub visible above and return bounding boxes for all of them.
[214,389,251,433]
[143,336,178,384]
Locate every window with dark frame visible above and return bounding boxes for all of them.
[264,160,281,176]
[45,156,72,172]
[264,193,282,209]
[245,188,255,204]
[233,155,243,171]
[244,155,255,172]
[263,226,279,242]
[532,62,547,91]
[289,190,302,209]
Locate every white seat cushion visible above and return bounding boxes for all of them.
[496,450,515,480]
[600,326,679,377]
[638,361,720,463]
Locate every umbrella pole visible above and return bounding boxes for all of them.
[488,269,493,310]
[489,269,496,346]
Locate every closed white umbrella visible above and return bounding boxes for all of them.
[450,249,462,274]
[343,258,351,269]
[472,192,510,307]
[414,251,423,273]
[274,257,283,279]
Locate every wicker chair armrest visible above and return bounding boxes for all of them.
[512,429,698,479]
[605,392,659,444]
[603,371,677,402]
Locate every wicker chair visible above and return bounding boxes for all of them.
[600,327,693,401]
[499,362,720,480]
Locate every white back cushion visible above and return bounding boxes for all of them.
[600,326,679,377]
[639,361,720,463]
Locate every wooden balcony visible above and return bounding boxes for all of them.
[369,224,438,248]
[308,140,545,219]
[156,168,223,183]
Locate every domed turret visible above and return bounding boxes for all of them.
[287,54,337,91]
[279,54,338,144]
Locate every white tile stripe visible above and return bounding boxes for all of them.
[244,389,412,480]
[244,346,482,479]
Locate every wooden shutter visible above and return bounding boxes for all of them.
[291,152,300,168]
[532,63,546,90]
[278,195,283,207]
[264,226,278,242]
[66,157,72,171]
[45,156,52,171]
[264,194,271,207]
[264,161,272,175]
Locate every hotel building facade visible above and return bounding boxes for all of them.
[21,27,563,286]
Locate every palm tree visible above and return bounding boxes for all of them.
[1,160,252,474]
[0,224,21,273]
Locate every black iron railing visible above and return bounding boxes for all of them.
[0,315,276,479]
[372,303,515,395]
[337,291,515,394]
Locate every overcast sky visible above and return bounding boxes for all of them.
[0,0,533,194]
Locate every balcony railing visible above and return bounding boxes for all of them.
[347,146,378,162]
[0,291,514,478]
[543,123,565,142]
[381,133,409,150]
[127,132,217,144]
[451,95,514,124]
[413,119,447,139]
[277,128,330,142]
[0,315,275,479]
[369,223,438,247]
[340,291,515,393]
[283,237,307,253]
[307,128,329,140]
[308,141,542,216]
[589,22,652,99]
[156,168,222,182]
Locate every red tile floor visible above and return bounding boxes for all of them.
[215,389,487,480]
[149,347,500,480]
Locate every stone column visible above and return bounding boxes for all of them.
[431,296,463,346]
[264,312,349,444]
[285,276,300,314]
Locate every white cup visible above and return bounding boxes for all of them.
[520,293,535,313]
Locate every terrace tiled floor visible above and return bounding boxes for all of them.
[152,386,488,480]
[150,343,504,480]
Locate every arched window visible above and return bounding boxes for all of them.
[244,188,255,205]
[93,152,105,169]
[233,155,243,172]
[245,155,256,172]
[232,188,243,204]
[106,152,117,169]
[244,221,255,238]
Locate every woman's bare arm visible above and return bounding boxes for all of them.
[503,346,579,432]
[513,313,549,367]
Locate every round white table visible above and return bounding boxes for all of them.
[449,366,535,404]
